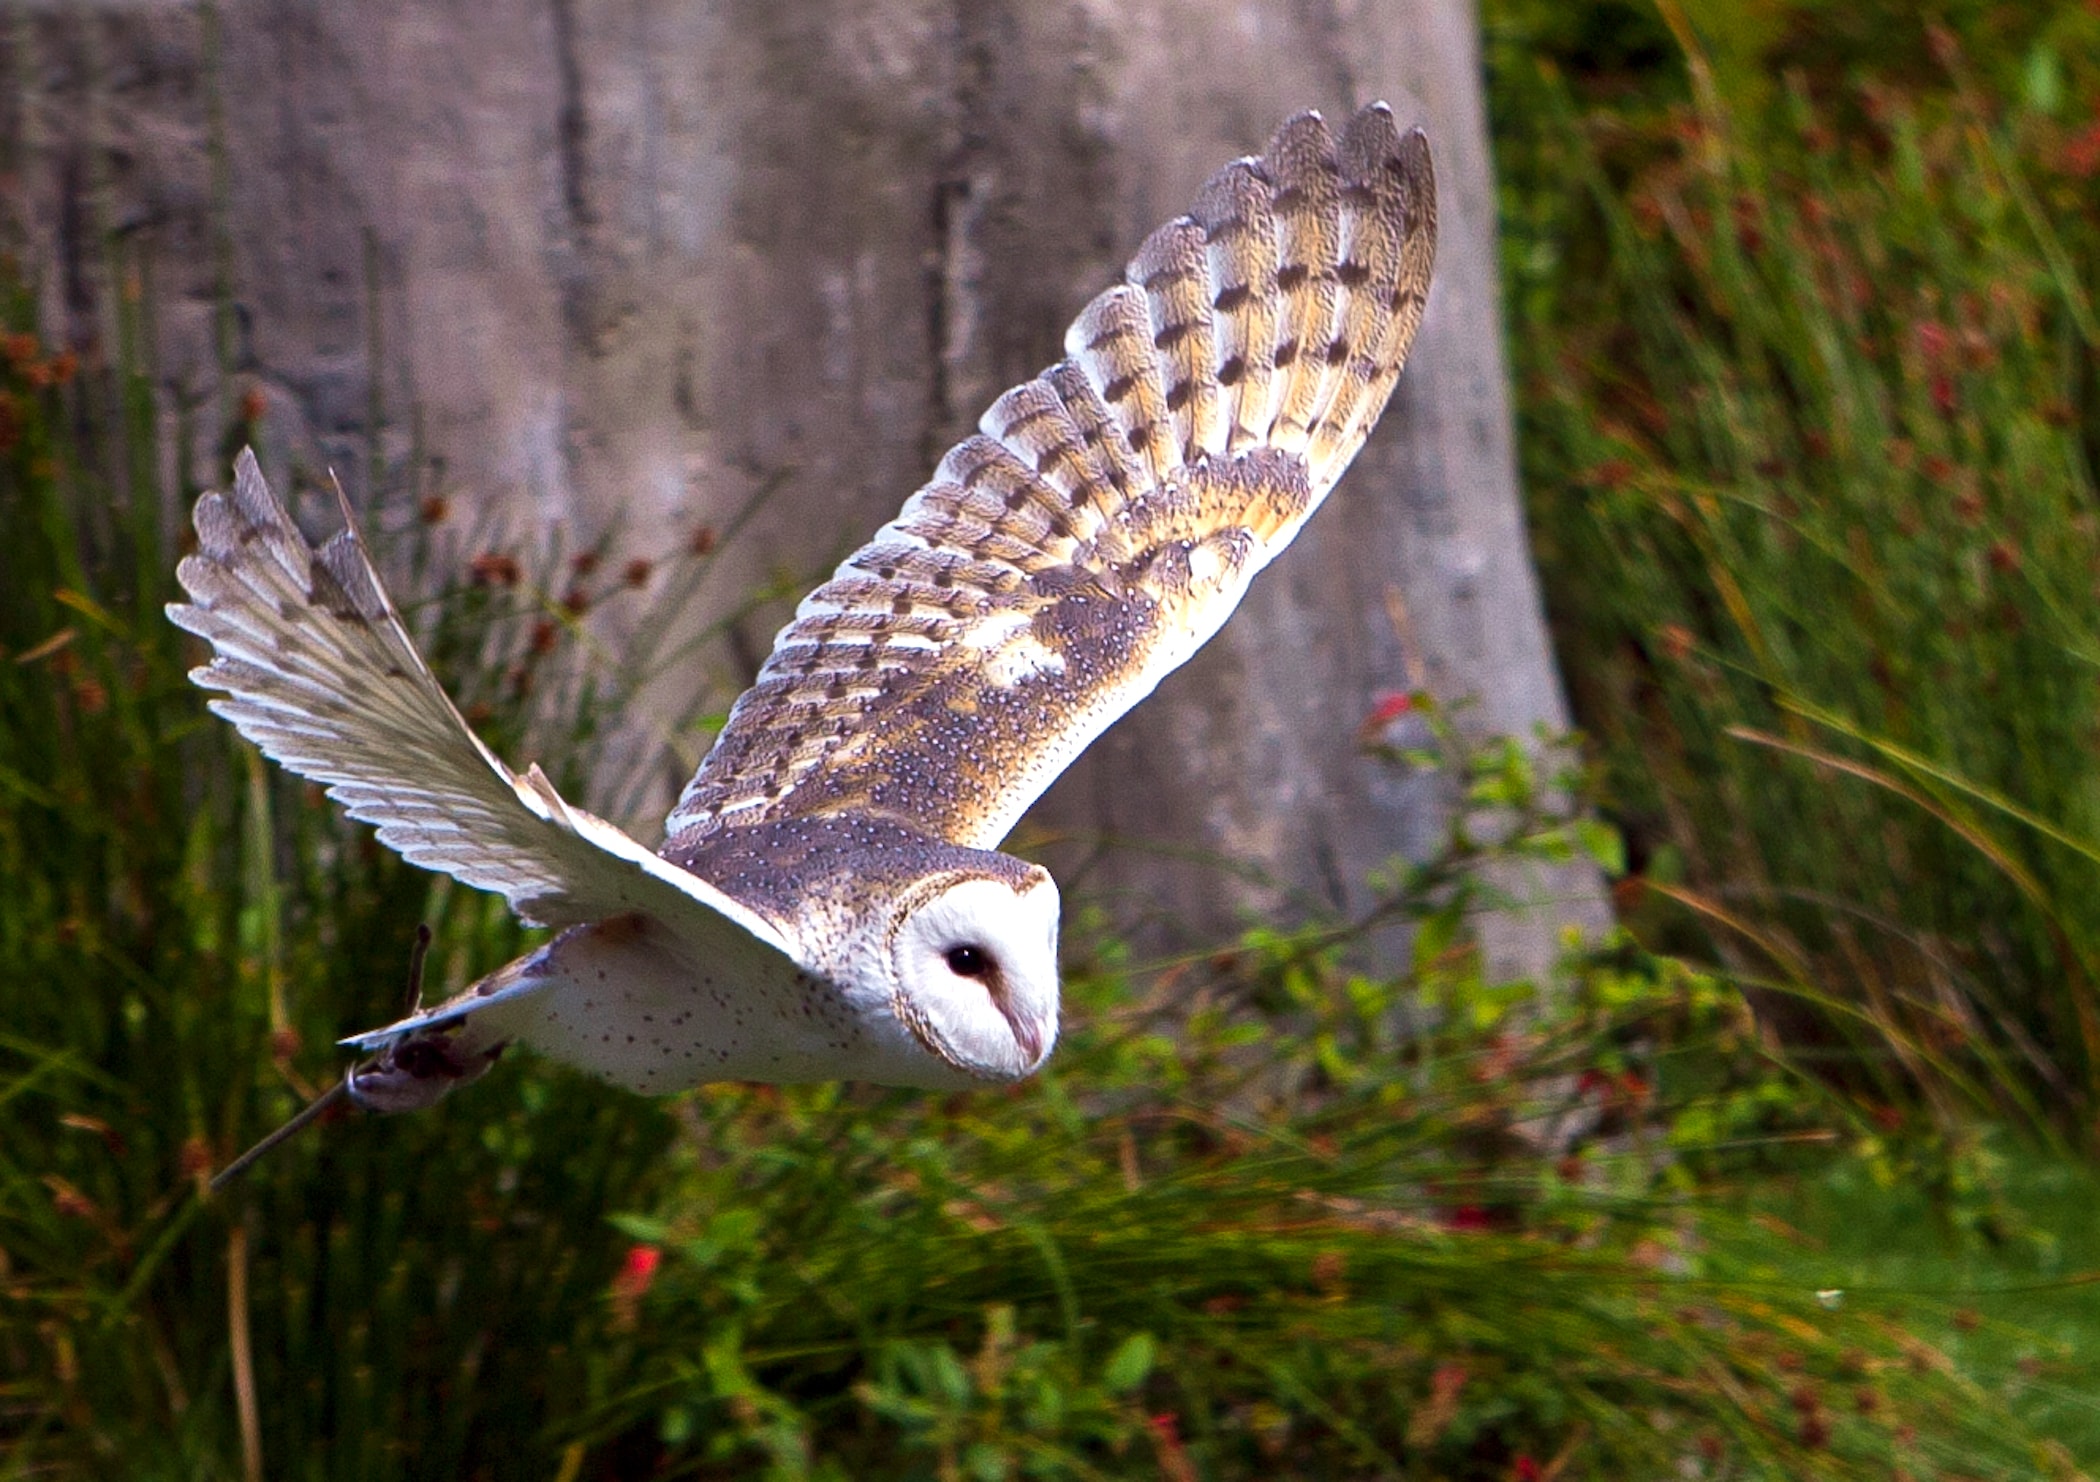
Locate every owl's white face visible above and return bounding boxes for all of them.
[888,869,1061,1082]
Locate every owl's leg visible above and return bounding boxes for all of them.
[343,925,511,1112]
[345,1025,509,1112]
[208,1026,508,1189]
[335,931,563,1108]
[345,940,522,1110]
[208,927,493,1189]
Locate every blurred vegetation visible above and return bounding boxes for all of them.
[1490,0,2100,1139]
[4,0,2100,1476]
[1,298,2085,1472]
[0,318,2071,1471]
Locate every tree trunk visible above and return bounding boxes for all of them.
[6,0,1606,975]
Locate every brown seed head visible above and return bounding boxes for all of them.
[469,552,522,587]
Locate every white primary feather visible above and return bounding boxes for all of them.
[168,449,796,953]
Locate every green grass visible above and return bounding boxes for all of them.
[1488,0,2100,1134]
[568,918,2092,1479]
[2,295,2077,1476]
[1742,1147,2100,1465]
[0,267,698,1476]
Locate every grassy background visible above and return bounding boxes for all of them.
[5,0,2100,1476]
[1493,0,2100,1136]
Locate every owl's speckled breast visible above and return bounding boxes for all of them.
[504,818,1039,1094]
[510,909,935,1092]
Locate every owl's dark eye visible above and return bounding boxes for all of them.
[945,945,992,978]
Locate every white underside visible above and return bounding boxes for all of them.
[412,916,981,1094]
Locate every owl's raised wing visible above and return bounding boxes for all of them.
[170,449,792,956]
[666,103,1434,852]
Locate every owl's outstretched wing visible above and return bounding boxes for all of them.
[170,449,792,955]
[665,102,1434,853]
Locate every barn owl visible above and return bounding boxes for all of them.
[172,102,1435,1182]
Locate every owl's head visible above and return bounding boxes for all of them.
[885,864,1061,1083]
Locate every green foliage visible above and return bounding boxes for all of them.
[530,730,2047,1478]
[0,308,2064,1475]
[1488,0,2100,1134]
[571,883,2067,1478]
[0,271,701,1477]
[10,6,2100,1472]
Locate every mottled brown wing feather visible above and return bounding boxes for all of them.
[665,103,1434,852]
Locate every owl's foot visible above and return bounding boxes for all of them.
[209,923,480,1191]
[345,1027,507,1112]
[342,923,506,1111]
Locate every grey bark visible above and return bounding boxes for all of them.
[6,0,1607,975]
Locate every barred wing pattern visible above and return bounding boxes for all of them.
[667,102,1434,851]
[170,449,793,953]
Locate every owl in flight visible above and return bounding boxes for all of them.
[173,103,1434,1181]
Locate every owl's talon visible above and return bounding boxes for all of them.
[346,1029,506,1114]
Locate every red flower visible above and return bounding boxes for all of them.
[2063,119,2100,178]
[469,551,522,587]
[1587,457,1635,491]
[609,1243,662,1333]
[1513,1457,1544,1482]
[614,1243,661,1301]
[1146,1412,1199,1482]
[1368,691,1413,726]
[1446,1204,1492,1232]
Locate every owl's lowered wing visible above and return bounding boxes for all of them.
[170,449,793,957]
[666,102,1434,852]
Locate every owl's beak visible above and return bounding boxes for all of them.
[1006,1008,1045,1068]
[989,983,1050,1071]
